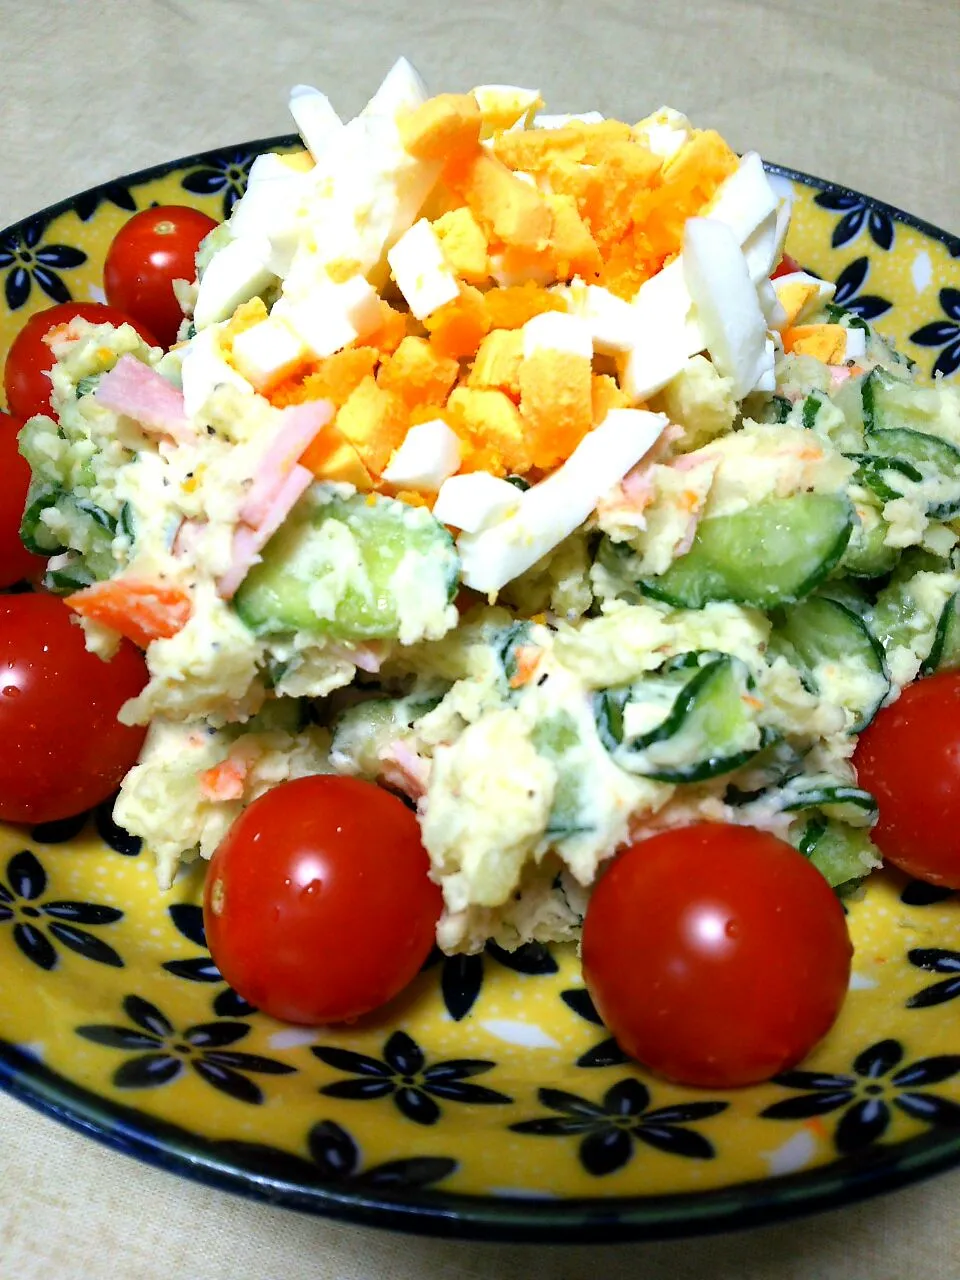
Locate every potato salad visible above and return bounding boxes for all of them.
[16,58,960,976]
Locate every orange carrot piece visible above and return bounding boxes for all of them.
[65,579,192,648]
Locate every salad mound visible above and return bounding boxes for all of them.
[17,60,960,956]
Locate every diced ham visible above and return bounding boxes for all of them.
[240,400,334,527]
[378,740,431,800]
[218,463,313,598]
[95,355,193,442]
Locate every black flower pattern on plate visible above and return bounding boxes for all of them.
[312,1029,512,1126]
[217,1119,457,1191]
[760,1038,960,1153]
[181,150,255,218]
[76,995,294,1104]
[907,949,960,1009]
[30,810,90,845]
[910,289,960,379]
[94,795,142,857]
[510,1080,728,1177]
[73,182,138,223]
[424,940,558,1021]
[560,988,629,1068]
[0,216,88,310]
[831,257,892,322]
[814,190,895,251]
[900,878,955,906]
[161,903,254,1017]
[0,848,123,970]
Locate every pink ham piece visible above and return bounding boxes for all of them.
[240,400,334,527]
[218,463,313,599]
[95,355,193,442]
[378,741,431,801]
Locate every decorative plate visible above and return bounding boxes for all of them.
[1,141,959,1244]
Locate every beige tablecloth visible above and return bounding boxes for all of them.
[2,3,959,1276]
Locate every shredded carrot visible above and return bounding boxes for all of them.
[65,579,192,648]
[509,645,542,688]
[198,758,248,802]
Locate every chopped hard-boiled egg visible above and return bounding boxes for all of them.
[456,409,669,593]
[274,274,381,359]
[843,326,867,363]
[683,216,769,399]
[521,310,593,359]
[227,154,311,277]
[533,111,605,129]
[288,85,343,159]
[381,418,462,490]
[193,237,276,330]
[473,84,542,136]
[362,55,429,118]
[560,283,636,354]
[782,323,848,364]
[387,219,461,319]
[433,471,524,532]
[180,324,254,418]
[774,271,837,329]
[230,316,308,392]
[634,107,691,159]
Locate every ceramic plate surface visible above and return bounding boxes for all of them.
[1,140,959,1242]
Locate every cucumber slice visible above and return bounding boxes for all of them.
[865,427,960,519]
[531,712,594,838]
[839,502,898,579]
[778,773,878,827]
[847,453,924,504]
[770,595,890,731]
[640,492,854,610]
[597,653,767,783]
[234,491,459,641]
[330,693,441,776]
[866,565,958,667]
[795,816,882,891]
[921,592,960,674]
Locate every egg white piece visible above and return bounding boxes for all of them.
[522,311,593,359]
[274,274,381,359]
[619,261,705,399]
[741,209,783,285]
[683,216,768,399]
[180,325,254,419]
[634,106,691,158]
[381,419,462,490]
[560,283,637,354]
[288,85,343,159]
[361,56,429,118]
[192,236,276,330]
[387,219,460,320]
[754,337,778,392]
[844,326,868,362]
[757,277,789,329]
[433,473,523,533]
[230,316,306,390]
[473,84,542,131]
[228,155,311,277]
[457,409,669,593]
[708,153,779,245]
[533,111,605,129]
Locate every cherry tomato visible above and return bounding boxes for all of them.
[772,252,802,279]
[0,412,45,587]
[0,593,148,824]
[854,672,960,887]
[204,775,442,1024]
[581,824,853,1088]
[104,206,218,349]
[4,301,157,421]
